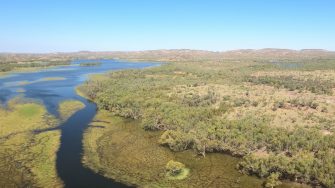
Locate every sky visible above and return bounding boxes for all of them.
[0,0,334,53]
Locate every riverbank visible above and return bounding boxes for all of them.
[76,59,332,187]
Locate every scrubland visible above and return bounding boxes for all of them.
[78,57,335,187]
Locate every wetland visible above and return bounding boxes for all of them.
[1,53,335,188]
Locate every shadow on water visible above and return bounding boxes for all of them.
[56,96,130,188]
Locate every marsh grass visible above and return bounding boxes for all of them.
[16,88,25,93]
[58,100,85,121]
[2,77,66,88]
[0,100,63,187]
[38,77,66,81]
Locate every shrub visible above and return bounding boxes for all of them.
[159,130,193,151]
[165,160,185,176]
[264,172,282,188]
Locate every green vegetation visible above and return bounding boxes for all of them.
[39,77,66,81]
[78,57,335,187]
[165,160,189,180]
[79,62,102,67]
[58,100,85,121]
[0,99,62,187]
[2,77,67,88]
[82,110,269,187]
[16,88,25,93]
[0,60,70,73]
[265,173,282,188]
[247,75,335,95]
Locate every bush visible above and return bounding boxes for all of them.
[159,130,193,151]
[264,172,282,188]
[165,160,185,176]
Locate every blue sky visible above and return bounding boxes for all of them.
[0,0,334,52]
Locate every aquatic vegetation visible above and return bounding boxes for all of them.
[16,88,25,93]
[3,77,67,88]
[38,77,67,81]
[82,110,266,187]
[0,60,71,73]
[1,102,48,136]
[0,100,62,187]
[58,100,85,121]
[79,62,102,67]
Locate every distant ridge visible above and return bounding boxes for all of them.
[1,48,335,63]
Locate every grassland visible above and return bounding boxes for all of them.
[78,57,335,187]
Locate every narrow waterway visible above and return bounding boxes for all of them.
[56,96,129,188]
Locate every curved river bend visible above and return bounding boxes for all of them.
[0,59,156,187]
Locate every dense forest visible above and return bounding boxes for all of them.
[78,58,335,187]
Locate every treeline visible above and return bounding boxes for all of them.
[0,60,71,72]
[77,62,335,187]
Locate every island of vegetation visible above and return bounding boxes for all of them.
[58,100,85,121]
[79,62,102,67]
[0,60,71,74]
[77,50,335,188]
[165,160,189,180]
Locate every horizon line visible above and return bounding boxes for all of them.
[0,48,334,54]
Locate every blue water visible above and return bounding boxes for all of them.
[0,59,158,187]
[0,59,156,114]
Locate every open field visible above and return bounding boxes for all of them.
[78,55,335,187]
